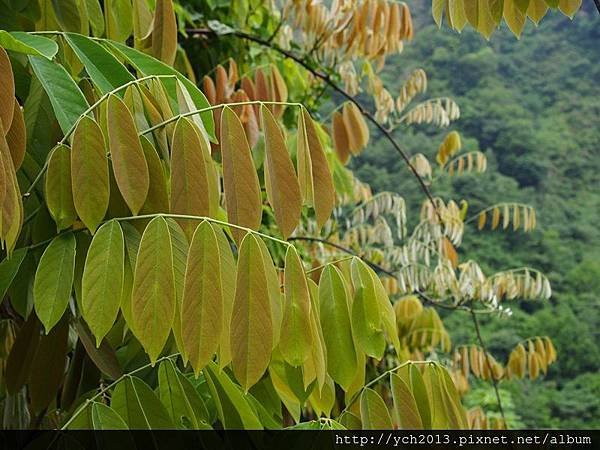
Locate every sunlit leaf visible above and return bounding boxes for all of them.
[0,31,58,59]
[181,221,223,375]
[131,216,176,363]
[279,246,311,367]
[231,233,273,391]
[318,265,356,391]
[359,388,393,429]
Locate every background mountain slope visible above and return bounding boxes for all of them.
[352,2,600,428]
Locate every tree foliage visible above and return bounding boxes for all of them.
[0,0,578,430]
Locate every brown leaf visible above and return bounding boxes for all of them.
[0,47,15,132]
[5,99,25,170]
[220,107,262,244]
[152,0,178,65]
[106,94,149,215]
[261,105,302,239]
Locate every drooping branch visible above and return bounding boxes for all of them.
[185,27,442,221]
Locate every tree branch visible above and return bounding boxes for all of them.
[470,308,507,427]
[186,27,442,221]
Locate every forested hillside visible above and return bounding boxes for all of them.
[352,2,600,428]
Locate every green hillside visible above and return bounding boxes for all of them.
[352,3,600,428]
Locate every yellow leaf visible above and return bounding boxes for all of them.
[261,105,302,239]
[332,111,350,165]
[220,107,262,244]
[279,246,312,367]
[359,388,393,429]
[131,216,176,363]
[181,221,223,375]
[230,234,273,391]
[504,0,527,38]
[558,0,581,18]
[318,265,357,391]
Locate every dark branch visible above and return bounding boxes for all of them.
[289,236,467,312]
[186,27,442,221]
[470,308,507,427]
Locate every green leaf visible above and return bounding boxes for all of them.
[111,375,174,429]
[105,40,215,141]
[131,216,176,363]
[81,220,124,345]
[390,372,423,429]
[34,233,76,333]
[64,33,134,94]
[279,246,311,367]
[104,0,133,42]
[0,248,28,300]
[181,221,223,375]
[399,364,431,429]
[91,402,128,429]
[5,313,41,394]
[85,0,105,37]
[351,287,386,359]
[0,31,58,59]
[28,55,90,135]
[162,219,188,366]
[203,361,263,429]
[71,115,109,233]
[28,317,69,413]
[45,144,77,231]
[359,388,393,429]
[215,225,236,369]
[230,233,273,392]
[140,137,170,214]
[74,319,122,379]
[106,94,149,215]
[158,359,208,429]
[51,0,87,33]
[318,265,356,391]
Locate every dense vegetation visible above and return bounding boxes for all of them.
[353,1,600,428]
[0,0,594,432]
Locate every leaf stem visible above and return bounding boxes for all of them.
[114,213,292,248]
[59,353,180,430]
[138,100,303,136]
[22,74,178,201]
